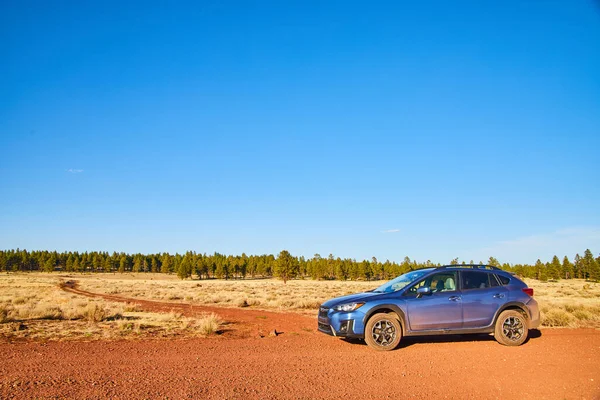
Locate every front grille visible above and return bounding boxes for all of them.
[318,306,329,318]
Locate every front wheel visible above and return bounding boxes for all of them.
[364,313,402,351]
[494,309,528,346]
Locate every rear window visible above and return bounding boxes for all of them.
[461,271,494,290]
[496,274,511,285]
[490,274,500,287]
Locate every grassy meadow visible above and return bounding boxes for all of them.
[74,273,600,327]
[525,278,600,327]
[1,272,599,340]
[0,274,221,341]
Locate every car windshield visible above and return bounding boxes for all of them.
[372,268,435,293]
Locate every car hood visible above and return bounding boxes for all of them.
[321,292,382,308]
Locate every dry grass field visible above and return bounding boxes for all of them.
[0,274,221,341]
[1,272,599,341]
[75,273,376,313]
[524,278,600,327]
[75,273,600,327]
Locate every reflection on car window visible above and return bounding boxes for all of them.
[406,272,457,294]
[461,271,492,290]
[372,269,434,293]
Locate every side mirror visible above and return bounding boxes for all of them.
[416,287,431,298]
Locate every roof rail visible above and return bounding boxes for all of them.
[437,264,502,271]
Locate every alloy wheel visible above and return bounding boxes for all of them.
[502,316,524,341]
[371,319,396,346]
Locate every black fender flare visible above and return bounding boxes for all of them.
[363,304,408,332]
[493,301,530,324]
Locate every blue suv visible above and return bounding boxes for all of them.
[317,265,540,351]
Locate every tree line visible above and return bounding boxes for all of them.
[0,248,598,282]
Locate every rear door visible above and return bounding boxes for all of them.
[460,271,508,328]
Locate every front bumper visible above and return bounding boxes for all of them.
[317,306,365,338]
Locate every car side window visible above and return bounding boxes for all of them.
[490,273,500,287]
[406,272,457,295]
[461,271,492,290]
[496,274,511,285]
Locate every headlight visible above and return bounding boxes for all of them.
[333,302,365,312]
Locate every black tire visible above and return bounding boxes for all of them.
[364,313,402,351]
[494,309,528,346]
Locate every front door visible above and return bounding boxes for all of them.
[405,272,462,331]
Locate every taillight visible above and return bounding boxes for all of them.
[522,288,534,296]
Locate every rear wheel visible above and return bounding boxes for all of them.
[494,309,528,346]
[364,313,402,351]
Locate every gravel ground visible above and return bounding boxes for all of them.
[0,284,599,399]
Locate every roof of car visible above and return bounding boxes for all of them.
[436,264,502,271]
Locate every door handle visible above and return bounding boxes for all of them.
[448,296,461,302]
[493,293,505,299]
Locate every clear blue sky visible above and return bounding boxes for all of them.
[1,1,599,264]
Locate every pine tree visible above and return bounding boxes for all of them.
[93,254,103,272]
[103,256,112,272]
[534,259,545,281]
[73,256,82,272]
[562,256,574,279]
[177,254,192,279]
[574,254,582,279]
[275,250,298,284]
[132,255,142,273]
[43,253,56,273]
[160,254,172,274]
[151,257,160,273]
[583,249,599,281]
[487,257,500,268]
[119,255,128,273]
[66,255,74,272]
[548,255,561,280]
[215,259,224,279]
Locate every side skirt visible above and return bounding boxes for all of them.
[404,327,494,337]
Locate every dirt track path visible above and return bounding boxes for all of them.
[61,280,314,338]
[0,284,598,399]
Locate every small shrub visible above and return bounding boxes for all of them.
[84,304,106,322]
[180,317,193,330]
[157,311,182,322]
[37,305,63,320]
[589,305,600,315]
[134,322,147,334]
[209,295,225,304]
[61,305,82,320]
[564,303,580,313]
[236,298,249,308]
[197,313,221,336]
[572,309,593,321]
[12,297,26,305]
[246,298,261,306]
[124,303,142,312]
[0,305,9,323]
[294,299,321,309]
[542,309,575,327]
[118,320,134,332]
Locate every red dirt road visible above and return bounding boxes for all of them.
[1,284,599,399]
